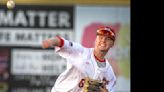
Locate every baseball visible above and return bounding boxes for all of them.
[6,0,15,9]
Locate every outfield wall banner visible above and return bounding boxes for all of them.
[0,5,74,92]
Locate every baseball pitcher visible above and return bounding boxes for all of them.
[42,26,117,92]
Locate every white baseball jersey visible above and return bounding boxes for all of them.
[51,38,116,92]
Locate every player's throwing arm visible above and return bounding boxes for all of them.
[42,36,61,49]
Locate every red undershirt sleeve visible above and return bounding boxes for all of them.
[56,36,64,47]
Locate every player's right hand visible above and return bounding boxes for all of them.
[42,39,52,49]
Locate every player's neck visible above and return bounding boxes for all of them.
[93,49,106,62]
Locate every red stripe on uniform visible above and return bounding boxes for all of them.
[56,36,64,47]
[94,54,105,62]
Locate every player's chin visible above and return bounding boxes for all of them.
[98,47,108,51]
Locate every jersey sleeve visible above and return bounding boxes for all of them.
[54,37,84,59]
[108,77,116,92]
[106,65,117,92]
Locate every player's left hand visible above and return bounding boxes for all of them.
[99,86,108,92]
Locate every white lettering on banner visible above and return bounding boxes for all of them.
[58,11,70,27]
[0,28,73,46]
[26,10,36,27]
[11,49,66,75]
[0,10,13,26]
[0,10,71,28]
[39,11,47,27]
[0,32,10,42]
[14,10,28,26]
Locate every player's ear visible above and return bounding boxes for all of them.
[109,41,114,48]
[112,42,114,47]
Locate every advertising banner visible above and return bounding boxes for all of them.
[0,5,74,92]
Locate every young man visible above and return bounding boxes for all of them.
[42,26,117,92]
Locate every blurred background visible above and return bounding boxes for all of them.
[0,0,130,92]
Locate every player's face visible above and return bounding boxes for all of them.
[95,35,114,52]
